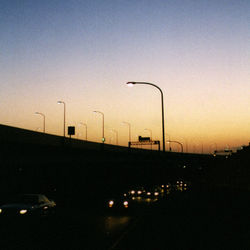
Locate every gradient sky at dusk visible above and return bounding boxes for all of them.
[0,0,249,152]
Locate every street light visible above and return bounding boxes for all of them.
[93,111,105,143]
[184,138,188,153]
[111,129,118,145]
[79,122,87,141]
[144,128,152,150]
[166,140,183,153]
[166,134,171,151]
[126,81,166,152]
[57,101,66,137]
[122,121,131,144]
[144,128,152,140]
[35,112,45,133]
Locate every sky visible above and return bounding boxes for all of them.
[0,0,249,153]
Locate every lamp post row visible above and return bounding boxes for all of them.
[34,112,45,133]
[122,121,131,145]
[111,129,118,145]
[35,81,167,151]
[34,105,198,153]
[93,111,105,143]
[144,128,152,150]
[57,101,66,137]
[79,122,87,141]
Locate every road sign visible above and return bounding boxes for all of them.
[138,136,150,142]
[129,140,160,151]
[68,126,75,136]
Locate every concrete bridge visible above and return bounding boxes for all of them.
[0,124,248,207]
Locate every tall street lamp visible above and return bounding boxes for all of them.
[144,128,152,139]
[209,143,218,154]
[127,81,166,152]
[166,134,171,151]
[144,128,152,150]
[93,111,105,143]
[57,101,66,137]
[122,121,131,144]
[35,112,45,133]
[111,129,118,145]
[166,140,183,153]
[184,138,188,153]
[79,122,87,141]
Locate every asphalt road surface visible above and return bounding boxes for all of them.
[111,189,250,249]
[1,185,250,250]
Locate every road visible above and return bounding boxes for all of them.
[0,211,135,249]
[112,187,250,250]
[1,183,250,250]
[112,212,237,250]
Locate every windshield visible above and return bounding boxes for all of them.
[8,195,39,205]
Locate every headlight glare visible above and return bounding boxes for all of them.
[108,200,114,208]
[20,209,27,215]
[123,201,128,208]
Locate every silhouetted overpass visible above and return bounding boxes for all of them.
[1,124,248,206]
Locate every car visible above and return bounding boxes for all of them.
[0,194,56,218]
[107,197,129,210]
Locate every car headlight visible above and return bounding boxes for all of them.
[123,201,128,208]
[108,200,114,208]
[0,208,2,214]
[20,209,27,215]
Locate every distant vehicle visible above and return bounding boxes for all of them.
[142,187,160,199]
[0,194,56,218]
[107,197,129,210]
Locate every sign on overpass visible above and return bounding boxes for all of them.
[128,140,160,151]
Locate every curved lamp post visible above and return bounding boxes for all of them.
[111,129,118,145]
[209,143,218,154]
[127,81,166,152]
[167,140,183,153]
[144,128,152,150]
[122,121,131,144]
[93,111,105,143]
[144,128,152,140]
[166,134,171,151]
[57,101,66,137]
[79,122,87,140]
[185,138,188,153]
[35,112,45,133]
